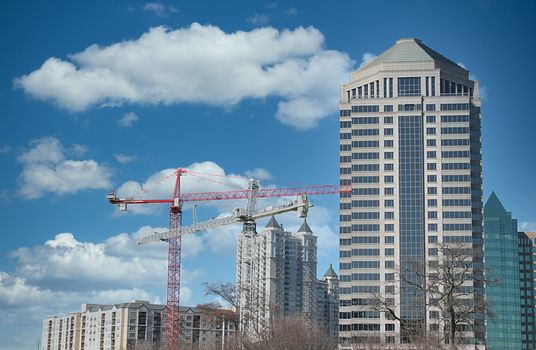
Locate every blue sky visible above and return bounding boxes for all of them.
[1,0,535,348]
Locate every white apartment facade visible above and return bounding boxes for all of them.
[236,217,338,337]
[338,38,484,348]
[42,301,235,350]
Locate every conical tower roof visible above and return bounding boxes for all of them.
[323,264,338,279]
[298,219,313,233]
[484,192,508,217]
[264,216,281,229]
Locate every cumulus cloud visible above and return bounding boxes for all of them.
[117,112,139,127]
[17,137,112,199]
[359,52,377,68]
[72,143,89,156]
[244,168,273,181]
[520,221,536,232]
[142,2,178,17]
[0,145,10,154]
[114,153,136,164]
[9,228,205,292]
[15,24,353,130]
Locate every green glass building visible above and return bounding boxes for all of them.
[484,192,522,349]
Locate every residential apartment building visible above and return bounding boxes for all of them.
[41,301,235,350]
[338,38,484,348]
[236,217,338,337]
[316,264,339,344]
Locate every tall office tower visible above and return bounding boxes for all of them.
[236,217,320,335]
[518,231,536,350]
[484,193,522,349]
[338,38,484,347]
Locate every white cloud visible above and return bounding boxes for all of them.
[114,153,136,164]
[520,222,536,232]
[244,168,273,181]
[17,137,112,199]
[247,13,271,26]
[286,8,298,15]
[15,24,353,130]
[117,111,139,127]
[359,52,377,68]
[9,228,205,293]
[72,143,89,156]
[0,145,10,154]
[142,2,178,17]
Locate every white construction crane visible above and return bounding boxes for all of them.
[136,179,311,245]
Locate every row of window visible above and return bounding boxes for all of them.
[339,324,381,331]
[340,311,380,319]
[339,286,380,294]
[340,261,381,269]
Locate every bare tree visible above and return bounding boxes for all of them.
[204,282,335,350]
[369,243,490,349]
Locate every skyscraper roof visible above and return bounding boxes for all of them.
[360,38,464,71]
[297,219,313,233]
[265,215,281,229]
[323,264,338,279]
[484,191,508,216]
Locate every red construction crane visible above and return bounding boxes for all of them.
[107,168,350,350]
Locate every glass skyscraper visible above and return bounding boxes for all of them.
[338,38,484,348]
[484,192,522,349]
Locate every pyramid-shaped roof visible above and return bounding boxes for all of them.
[297,219,313,233]
[264,216,281,229]
[323,264,338,279]
[361,38,463,71]
[484,191,508,217]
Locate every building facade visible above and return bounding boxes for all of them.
[236,217,338,337]
[316,264,340,344]
[519,231,536,349]
[338,38,484,347]
[484,193,522,349]
[41,301,235,350]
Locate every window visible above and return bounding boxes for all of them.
[340,109,351,116]
[428,223,438,231]
[384,152,393,159]
[352,188,380,195]
[352,129,379,136]
[428,248,438,256]
[427,139,436,147]
[427,151,436,158]
[352,152,379,159]
[441,127,470,135]
[384,175,394,183]
[428,211,437,219]
[428,199,437,207]
[426,115,436,122]
[389,78,393,97]
[384,116,393,124]
[385,236,394,244]
[352,164,379,171]
[398,77,421,96]
[385,285,395,294]
[427,163,437,170]
[440,103,469,111]
[385,248,395,256]
[427,175,437,183]
[340,144,351,151]
[385,261,395,269]
[427,187,437,195]
[385,224,394,232]
[385,212,394,219]
[426,127,436,135]
[384,163,394,171]
[384,128,393,135]
[384,105,393,112]
[428,236,438,243]
[352,117,379,124]
[384,187,394,195]
[426,104,436,111]
[385,273,395,281]
[385,200,394,207]
[352,105,379,113]
[431,77,435,96]
[384,140,393,147]
[441,115,469,123]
